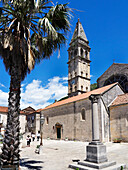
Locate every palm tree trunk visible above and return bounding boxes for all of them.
[1,64,21,167]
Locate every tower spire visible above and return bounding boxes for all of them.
[70,18,88,44]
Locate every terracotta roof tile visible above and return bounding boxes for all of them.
[41,82,118,111]
[0,106,8,113]
[36,108,42,113]
[111,93,128,106]
[0,106,26,114]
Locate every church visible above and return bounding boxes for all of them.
[41,19,128,142]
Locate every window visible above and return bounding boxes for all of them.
[86,87,88,91]
[74,49,78,56]
[104,74,127,93]
[81,71,83,77]
[81,86,83,91]
[81,108,86,121]
[46,116,49,125]
[70,87,72,92]
[86,73,88,77]
[75,72,77,76]
[85,51,88,57]
[70,74,72,79]
[75,86,77,91]
[81,48,83,57]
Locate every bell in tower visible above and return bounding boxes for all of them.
[68,19,91,97]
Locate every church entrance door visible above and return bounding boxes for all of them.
[55,123,62,139]
[57,127,61,139]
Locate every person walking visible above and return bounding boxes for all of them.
[37,132,40,141]
[32,133,35,141]
[26,135,30,147]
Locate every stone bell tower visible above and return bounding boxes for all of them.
[68,19,91,97]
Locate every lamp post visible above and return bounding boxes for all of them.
[40,114,45,146]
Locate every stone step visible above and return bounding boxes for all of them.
[69,163,126,170]
[69,163,96,170]
[102,164,126,170]
[78,161,116,169]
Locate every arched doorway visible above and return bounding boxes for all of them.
[55,123,62,139]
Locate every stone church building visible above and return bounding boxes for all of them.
[41,19,128,142]
[97,63,128,93]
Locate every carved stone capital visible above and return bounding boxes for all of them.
[89,94,99,103]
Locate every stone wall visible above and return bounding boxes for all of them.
[102,84,124,106]
[42,99,92,141]
[110,104,128,142]
[35,113,40,135]
[0,112,26,134]
[20,114,27,134]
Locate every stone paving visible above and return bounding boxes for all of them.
[20,139,128,170]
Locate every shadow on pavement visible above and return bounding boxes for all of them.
[20,158,44,169]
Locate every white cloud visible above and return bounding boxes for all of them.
[0,83,6,88]
[0,90,8,106]
[21,76,68,109]
[0,77,68,110]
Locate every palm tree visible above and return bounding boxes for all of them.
[0,0,71,167]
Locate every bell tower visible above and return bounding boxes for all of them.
[68,19,91,97]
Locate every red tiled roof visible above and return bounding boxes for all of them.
[0,106,8,113]
[0,106,26,114]
[26,109,42,116]
[41,82,118,111]
[36,108,42,113]
[111,93,128,106]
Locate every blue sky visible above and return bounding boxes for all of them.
[0,0,128,109]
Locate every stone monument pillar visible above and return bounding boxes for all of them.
[86,94,108,163]
[69,94,125,169]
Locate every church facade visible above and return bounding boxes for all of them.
[40,20,127,142]
[41,83,124,142]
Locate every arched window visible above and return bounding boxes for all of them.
[74,49,78,56]
[46,116,49,125]
[85,50,88,57]
[104,74,127,93]
[70,74,72,79]
[81,71,83,77]
[81,108,86,121]
[81,48,83,57]
[75,86,77,91]
[81,85,83,91]
[70,85,72,92]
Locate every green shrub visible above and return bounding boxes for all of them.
[36,145,40,148]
